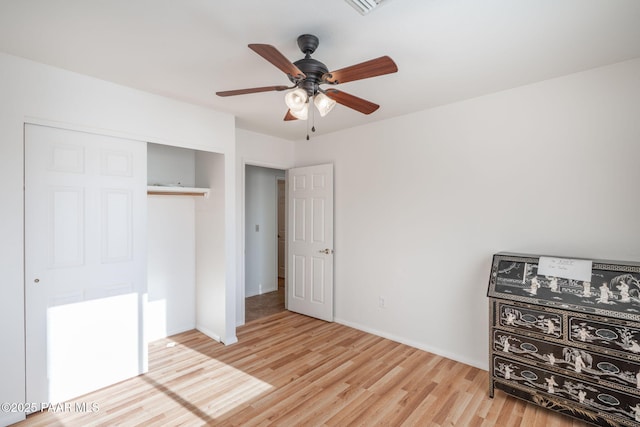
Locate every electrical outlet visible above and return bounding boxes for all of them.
[379,296,386,308]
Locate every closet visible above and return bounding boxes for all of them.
[146,143,224,341]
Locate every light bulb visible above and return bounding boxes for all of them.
[284,88,308,111]
[289,103,308,120]
[314,92,337,117]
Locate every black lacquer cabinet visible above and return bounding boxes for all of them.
[488,252,640,426]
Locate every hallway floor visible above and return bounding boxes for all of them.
[245,278,285,322]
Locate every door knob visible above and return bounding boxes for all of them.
[318,248,334,254]
[34,278,40,283]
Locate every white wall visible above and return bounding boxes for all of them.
[245,166,286,297]
[147,196,196,341]
[294,58,640,370]
[0,52,235,427]
[236,129,295,324]
[195,151,233,343]
[147,143,196,187]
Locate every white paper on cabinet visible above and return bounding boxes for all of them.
[538,257,593,281]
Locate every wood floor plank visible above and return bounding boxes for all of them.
[453,390,488,426]
[16,311,590,427]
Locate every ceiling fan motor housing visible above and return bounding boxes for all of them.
[289,34,329,96]
[292,57,329,96]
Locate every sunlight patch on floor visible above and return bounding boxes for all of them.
[146,342,273,421]
[205,364,273,416]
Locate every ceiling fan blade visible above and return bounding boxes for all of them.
[323,56,398,84]
[284,110,298,121]
[216,85,290,97]
[324,89,379,114]
[248,44,306,80]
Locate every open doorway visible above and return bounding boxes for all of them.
[245,166,286,322]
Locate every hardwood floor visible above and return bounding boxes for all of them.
[18,311,588,426]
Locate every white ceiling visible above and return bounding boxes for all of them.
[1,0,639,141]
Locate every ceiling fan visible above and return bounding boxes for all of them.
[216,34,398,122]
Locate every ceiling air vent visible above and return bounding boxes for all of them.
[344,0,388,15]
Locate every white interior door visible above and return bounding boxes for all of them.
[287,163,334,322]
[25,124,147,405]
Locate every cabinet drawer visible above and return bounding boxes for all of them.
[493,355,640,426]
[569,315,640,360]
[495,301,562,339]
[492,330,640,394]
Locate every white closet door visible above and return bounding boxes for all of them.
[25,124,147,405]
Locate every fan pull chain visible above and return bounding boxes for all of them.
[306,104,310,140]
[307,96,316,140]
[311,96,316,134]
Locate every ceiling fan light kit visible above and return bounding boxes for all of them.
[289,103,309,121]
[216,33,398,137]
[284,88,308,111]
[314,92,337,117]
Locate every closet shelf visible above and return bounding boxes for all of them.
[147,186,210,197]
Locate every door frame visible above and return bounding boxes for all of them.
[276,176,286,281]
[239,159,292,326]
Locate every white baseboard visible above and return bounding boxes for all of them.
[195,325,238,346]
[195,325,221,343]
[223,335,238,345]
[334,317,488,371]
